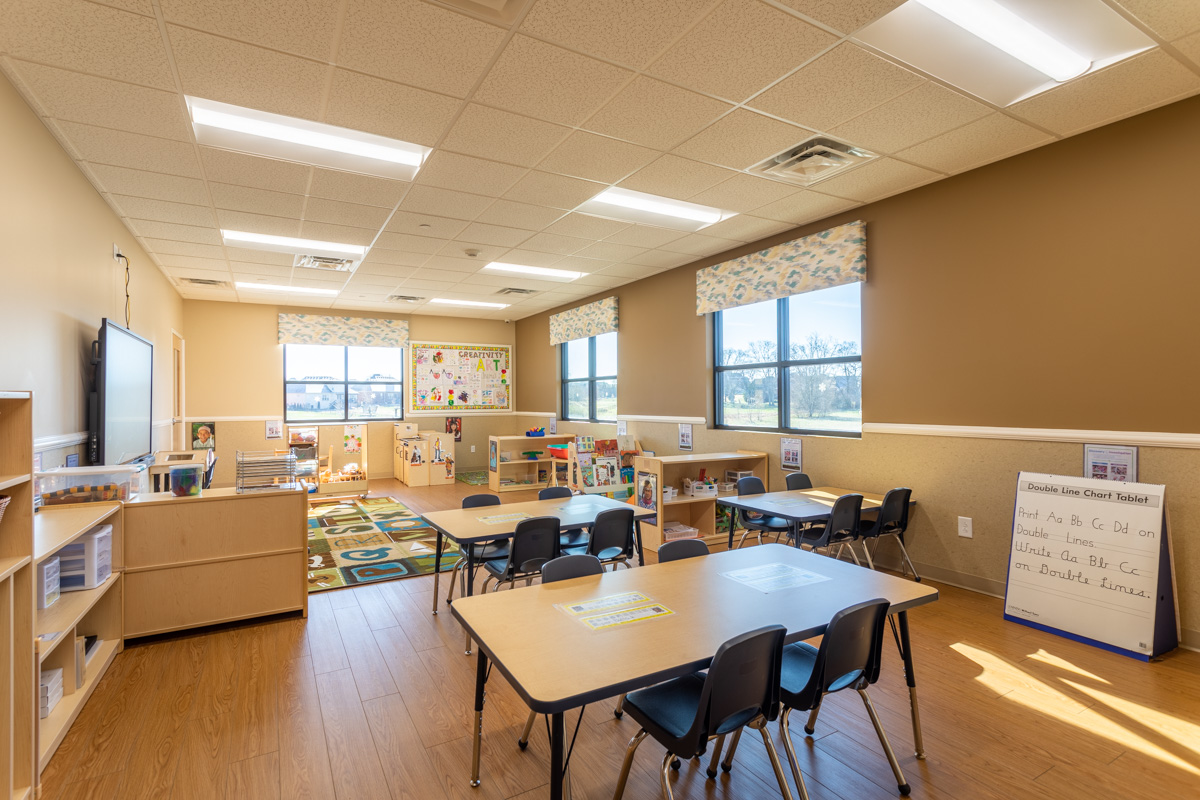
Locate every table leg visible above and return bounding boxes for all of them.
[471,650,487,787]
[634,520,645,567]
[896,610,925,759]
[550,712,565,800]
[432,531,443,615]
[464,544,476,655]
[727,509,737,550]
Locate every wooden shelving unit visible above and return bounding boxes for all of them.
[633,451,767,554]
[488,434,574,493]
[32,500,123,774]
[0,391,36,800]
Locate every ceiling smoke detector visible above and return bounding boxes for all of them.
[294,254,359,272]
[495,287,538,295]
[179,277,230,288]
[751,137,878,187]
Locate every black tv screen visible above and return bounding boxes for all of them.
[92,319,153,465]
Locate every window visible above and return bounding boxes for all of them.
[561,332,617,422]
[284,344,404,422]
[714,283,861,436]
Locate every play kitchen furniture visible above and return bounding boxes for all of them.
[394,427,456,487]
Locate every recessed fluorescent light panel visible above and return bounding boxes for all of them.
[429,298,509,309]
[221,230,365,264]
[187,97,431,181]
[575,187,735,232]
[483,262,584,281]
[857,0,1154,106]
[234,282,338,296]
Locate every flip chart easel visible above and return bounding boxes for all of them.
[1003,472,1177,660]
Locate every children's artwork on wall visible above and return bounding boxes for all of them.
[344,425,363,454]
[445,417,462,441]
[489,440,497,471]
[409,343,512,413]
[192,422,216,450]
[265,420,283,440]
[636,472,657,512]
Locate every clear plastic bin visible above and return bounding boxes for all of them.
[37,464,148,505]
[59,525,113,591]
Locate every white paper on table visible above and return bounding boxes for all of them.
[560,592,650,616]
[722,562,830,593]
[578,603,674,630]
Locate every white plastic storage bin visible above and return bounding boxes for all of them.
[662,522,700,541]
[37,556,60,609]
[725,469,755,484]
[37,464,148,505]
[59,524,113,592]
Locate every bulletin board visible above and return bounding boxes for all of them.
[407,342,512,414]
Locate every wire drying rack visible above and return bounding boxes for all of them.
[235,450,298,493]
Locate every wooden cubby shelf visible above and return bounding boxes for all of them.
[0,473,31,492]
[37,638,120,772]
[34,502,120,563]
[488,434,575,493]
[36,572,121,663]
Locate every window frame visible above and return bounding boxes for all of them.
[713,295,862,437]
[283,344,405,423]
[561,334,618,423]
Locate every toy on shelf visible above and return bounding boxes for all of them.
[522,451,541,461]
[525,427,546,437]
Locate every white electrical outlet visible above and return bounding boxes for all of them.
[113,243,123,261]
[958,516,973,538]
[470,445,475,453]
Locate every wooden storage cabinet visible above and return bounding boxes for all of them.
[488,434,574,493]
[396,432,455,487]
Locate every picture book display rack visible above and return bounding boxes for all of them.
[632,451,767,554]
[488,434,574,493]
[561,436,642,500]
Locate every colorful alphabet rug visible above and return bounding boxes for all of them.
[306,496,459,594]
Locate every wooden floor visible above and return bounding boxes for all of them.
[39,479,1200,799]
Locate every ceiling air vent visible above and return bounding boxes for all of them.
[179,277,230,288]
[388,295,425,303]
[751,136,878,187]
[496,287,538,296]
[294,254,358,272]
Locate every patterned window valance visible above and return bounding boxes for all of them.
[695,220,866,315]
[277,314,409,347]
[549,296,619,346]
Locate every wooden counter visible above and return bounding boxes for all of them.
[122,487,307,638]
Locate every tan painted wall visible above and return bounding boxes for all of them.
[181,300,522,477]
[514,95,1200,644]
[0,72,182,447]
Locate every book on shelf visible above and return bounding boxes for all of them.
[84,635,102,666]
[76,635,86,688]
[595,438,619,458]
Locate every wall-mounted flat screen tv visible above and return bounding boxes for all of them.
[90,319,153,465]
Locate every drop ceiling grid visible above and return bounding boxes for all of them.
[0,0,1198,318]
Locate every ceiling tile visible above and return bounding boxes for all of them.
[93,1,154,13]
[659,232,740,257]
[385,211,467,240]
[164,265,232,281]
[374,231,446,254]
[167,25,329,119]
[521,0,711,68]
[572,272,629,288]
[324,70,461,147]
[127,219,222,245]
[649,0,837,102]
[360,250,429,269]
[603,261,661,276]
[216,209,302,237]
[303,198,391,230]
[774,0,903,34]
[475,35,633,126]
[619,155,735,200]
[898,113,1053,174]
[1008,50,1200,136]
[750,190,855,224]
[586,76,732,150]
[537,131,658,184]
[399,185,493,220]
[673,109,812,170]
[158,255,230,272]
[497,249,567,268]
[457,222,534,248]
[110,194,215,227]
[552,255,617,272]
[543,213,630,240]
[199,148,312,194]
[87,164,210,206]
[602,224,687,248]
[475,200,565,231]
[573,241,647,261]
[401,277,461,290]
[143,239,226,259]
[9,61,190,139]
[0,0,174,89]
[299,220,378,246]
[503,171,605,209]
[338,0,506,97]
[55,122,202,178]
[209,182,306,218]
[830,81,991,153]
[700,214,794,242]
[159,0,341,61]
[434,240,509,261]
[1111,0,1200,40]
[1175,30,1200,67]
[224,247,296,266]
[441,104,572,168]
[231,263,293,278]
[309,169,408,208]
[750,43,923,131]
[422,254,489,273]
[811,158,938,202]
[520,232,592,256]
[687,174,801,213]
[416,151,527,196]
